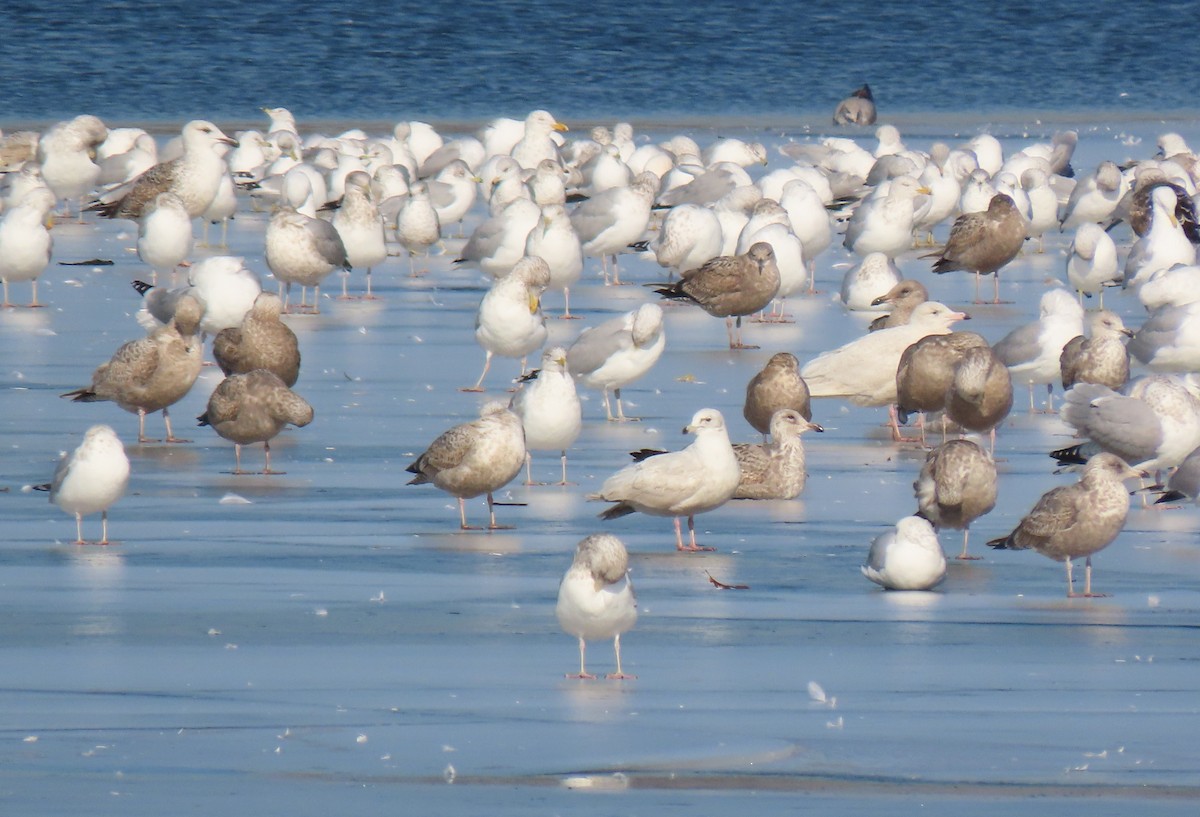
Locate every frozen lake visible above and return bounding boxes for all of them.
[2,117,1200,815]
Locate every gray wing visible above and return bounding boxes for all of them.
[48,450,73,502]
[658,169,736,207]
[308,218,349,268]
[1166,446,1200,500]
[992,321,1043,367]
[569,191,622,243]
[1065,391,1162,464]
[567,318,630,376]
[460,213,507,261]
[1129,305,1187,366]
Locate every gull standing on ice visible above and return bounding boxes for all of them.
[927,193,1027,303]
[0,187,56,307]
[1065,223,1120,306]
[993,287,1085,412]
[592,408,740,551]
[861,516,946,591]
[35,424,129,545]
[988,453,1143,598]
[136,191,193,284]
[1059,309,1132,391]
[37,114,107,219]
[212,292,301,387]
[732,409,823,499]
[265,203,350,314]
[525,204,583,317]
[570,171,659,284]
[406,402,527,529]
[332,170,387,297]
[395,180,442,277]
[197,369,313,474]
[915,439,998,559]
[511,347,582,485]
[556,533,637,680]
[567,302,665,421]
[465,256,550,391]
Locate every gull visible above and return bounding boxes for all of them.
[556,533,637,680]
[567,302,666,421]
[511,110,568,170]
[861,516,946,591]
[136,192,193,284]
[1065,223,1120,306]
[779,178,832,274]
[643,202,723,278]
[868,278,928,331]
[213,292,301,387]
[511,347,582,485]
[89,120,236,220]
[0,187,56,307]
[912,144,962,243]
[265,204,350,314]
[802,302,969,439]
[34,424,129,545]
[915,439,997,559]
[200,171,237,249]
[993,287,1085,412]
[455,197,540,279]
[2,164,49,211]
[1060,310,1132,391]
[1059,161,1123,230]
[332,170,387,297]
[652,242,781,349]
[1153,445,1200,505]
[571,171,659,284]
[833,84,877,126]
[895,331,991,444]
[197,369,313,474]
[62,294,204,443]
[98,130,157,187]
[743,352,812,437]
[1022,168,1060,251]
[428,159,480,233]
[37,114,108,218]
[1128,301,1200,372]
[406,401,527,529]
[843,176,928,258]
[732,409,823,499]
[944,345,1014,449]
[525,204,583,317]
[132,254,262,335]
[593,408,740,551]
[1122,185,1197,288]
[841,251,902,311]
[465,256,550,391]
[738,219,807,320]
[988,453,1144,597]
[928,193,1027,303]
[1138,264,1200,310]
[395,180,441,277]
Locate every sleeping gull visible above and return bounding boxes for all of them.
[643,202,723,278]
[395,180,442,277]
[944,345,1014,450]
[62,294,204,443]
[406,401,527,530]
[927,193,1027,303]
[895,331,991,444]
[743,352,812,436]
[34,424,129,545]
[652,242,781,349]
[89,120,235,220]
[556,533,637,680]
[833,84,877,126]
[331,170,387,297]
[993,287,1084,412]
[213,292,301,387]
[510,347,581,485]
[133,254,261,335]
[861,516,946,591]
[136,192,193,284]
[265,203,350,314]
[197,369,313,474]
[0,187,56,307]
[914,439,998,559]
[868,278,928,331]
[988,453,1144,598]
[37,114,108,219]
[567,302,665,421]
[843,176,927,258]
[801,301,969,439]
[1065,223,1120,306]
[1137,264,1200,310]
[465,256,550,391]
[524,204,583,318]
[570,171,659,284]
[592,408,740,552]
[732,409,822,500]
[1059,160,1123,230]
[1060,310,1132,391]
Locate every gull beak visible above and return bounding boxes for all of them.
[807,421,825,433]
[1121,328,1135,338]
[556,355,568,368]
[870,294,891,306]
[553,121,569,133]
[528,294,540,314]
[1170,214,1179,229]
[917,185,932,195]
[471,175,483,184]
[954,311,971,321]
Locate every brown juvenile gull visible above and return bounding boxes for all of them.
[33,424,129,545]
[652,242,781,349]
[833,84,877,126]
[801,301,969,440]
[1060,309,1132,391]
[592,408,740,552]
[406,402,527,530]
[868,278,929,331]
[987,453,1144,598]
[197,369,313,474]
[743,352,812,436]
[265,203,350,314]
[212,292,301,387]
[731,409,823,500]
[895,331,989,444]
[555,533,638,680]
[88,120,236,220]
[927,193,1027,304]
[62,294,204,443]
[944,345,1014,451]
[915,439,998,559]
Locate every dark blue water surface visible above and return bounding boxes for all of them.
[2,0,1196,125]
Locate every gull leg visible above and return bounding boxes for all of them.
[565,636,596,680]
[607,633,636,680]
[462,351,493,392]
[523,451,538,486]
[29,280,43,308]
[312,285,322,314]
[602,388,615,422]
[262,440,283,475]
[672,516,685,550]
[137,409,160,444]
[233,443,244,474]
[75,512,85,545]
[2,278,9,307]
[1076,555,1108,598]
[889,404,921,443]
[458,497,470,529]
[1065,558,1075,597]
[681,514,716,552]
[485,491,513,530]
[957,528,982,560]
[163,407,191,443]
[557,451,573,486]
[100,510,110,545]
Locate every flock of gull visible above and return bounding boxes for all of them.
[3,97,1200,678]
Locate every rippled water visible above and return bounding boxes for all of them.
[3,0,1197,124]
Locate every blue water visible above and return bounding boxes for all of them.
[2,0,1197,124]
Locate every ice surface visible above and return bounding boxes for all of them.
[2,117,1200,815]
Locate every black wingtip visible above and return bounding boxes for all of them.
[131,280,154,297]
[1155,490,1186,504]
[628,448,668,462]
[986,537,1010,550]
[31,483,51,492]
[1049,444,1088,466]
